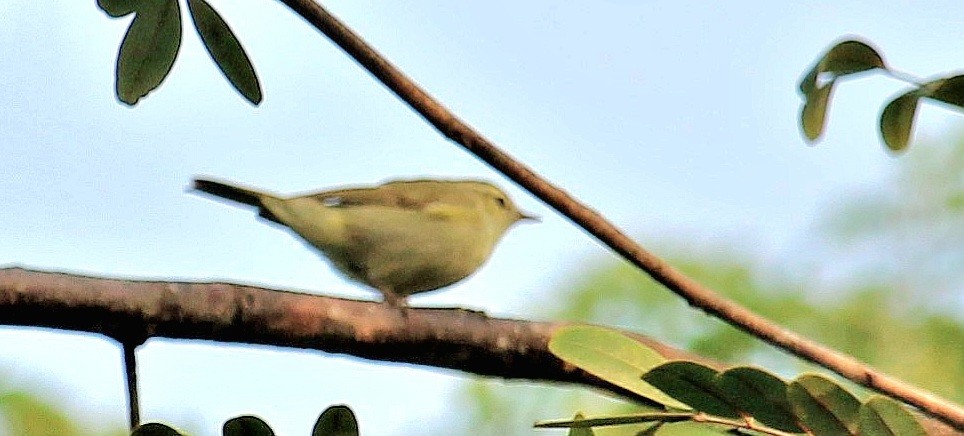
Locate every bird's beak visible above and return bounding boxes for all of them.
[517,211,540,223]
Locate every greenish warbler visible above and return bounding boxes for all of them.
[191,177,536,306]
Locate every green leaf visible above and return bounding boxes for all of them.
[223,415,274,436]
[799,39,885,95]
[880,90,920,153]
[116,0,182,105]
[717,367,802,432]
[920,75,964,108]
[798,64,819,96]
[132,422,183,436]
[857,396,926,436]
[313,405,359,436]
[534,412,693,428]
[798,39,885,144]
[634,422,663,435]
[880,75,964,152]
[801,82,834,142]
[642,361,739,419]
[548,326,687,409]
[187,0,262,105]
[98,0,140,17]
[818,40,886,77]
[787,374,860,435]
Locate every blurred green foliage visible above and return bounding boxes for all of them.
[0,390,80,436]
[0,388,125,436]
[450,139,963,435]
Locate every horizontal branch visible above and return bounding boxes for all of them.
[0,266,704,400]
[1,267,957,434]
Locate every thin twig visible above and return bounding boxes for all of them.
[274,0,964,429]
[123,341,140,430]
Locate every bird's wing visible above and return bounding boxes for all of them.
[304,185,441,211]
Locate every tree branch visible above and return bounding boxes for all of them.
[1,267,958,435]
[0,266,703,401]
[273,0,964,429]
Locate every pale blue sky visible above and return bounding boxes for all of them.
[2,1,963,435]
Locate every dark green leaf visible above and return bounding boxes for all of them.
[534,412,693,428]
[857,396,926,436]
[548,326,686,409]
[187,0,262,105]
[642,361,739,418]
[313,405,359,436]
[819,40,886,77]
[799,39,885,95]
[634,422,663,436]
[920,75,964,108]
[116,0,182,105]
[798,39,884,144]
[717,367,802,432]
[880,90,920,153]
[801,82,834,142]
[98,0,140,17]
[787,374,860,435]
[798,65,819,96]
[223,415,274,436]
[131,422,182,436]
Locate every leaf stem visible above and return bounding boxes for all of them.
[886,68,927,88]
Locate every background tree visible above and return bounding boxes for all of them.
[452,137,964,434]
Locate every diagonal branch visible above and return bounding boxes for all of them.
[273,0,964,429]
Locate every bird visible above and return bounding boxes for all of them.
[191,177,536,307]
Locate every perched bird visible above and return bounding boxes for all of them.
[191,177,536,306]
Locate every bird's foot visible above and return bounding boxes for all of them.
[381,292,410,318]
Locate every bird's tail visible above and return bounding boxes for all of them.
[191,178,282,223]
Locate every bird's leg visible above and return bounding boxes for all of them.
[379,288,409,316]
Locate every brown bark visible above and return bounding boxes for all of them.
[1,266,957,434]
[0,266,702,400]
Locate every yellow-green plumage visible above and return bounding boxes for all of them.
[192,177,535,306]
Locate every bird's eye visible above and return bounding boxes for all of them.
[494,197,507,208]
